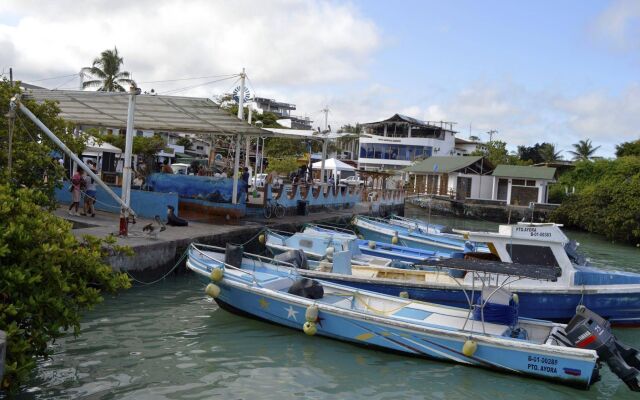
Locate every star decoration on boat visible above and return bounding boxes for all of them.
[285,305,298,321]
[258,297,269,310]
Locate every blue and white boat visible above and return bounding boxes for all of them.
[186,243,640,391]
[301,224,453,264]
[353,215,487,254]
[386,214,450,235]
[269,223,640,325]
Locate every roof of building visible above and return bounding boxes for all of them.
[22,89,270,136]
[492,165,556,180]
[404,156,485,174]
[362,114,456,132]
[455,137,484,145]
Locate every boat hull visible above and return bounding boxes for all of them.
[195,273,595,389]
[309,274,640,326]
[356,223,464,254]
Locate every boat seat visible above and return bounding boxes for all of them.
[320,294,353,308]
[368,258,391,267]
[260,277,294,291]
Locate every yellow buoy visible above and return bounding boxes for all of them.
[210,268,224,282]
[391,235,399,245]
[399,291,409,299]
[462,339,478,357]
[259,233,266,245]
[305,305,319,322]
[205,283,221,298]
[512,293,519,305]
[303,321,317,336]
[368,241,376,249]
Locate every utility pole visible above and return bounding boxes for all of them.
[120,84,139,235]
[487,129,498,142]
[232,68,246,205]
[320,106,329,184]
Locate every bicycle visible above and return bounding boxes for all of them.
[264,198,286,219]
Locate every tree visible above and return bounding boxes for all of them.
[538,143,563,163]
[94,132,166,177]
[0,79,86,205]
[615,139,640,158]
[0,185,131,392]
[176,136,193,150]
[265,156,300,176]
[468,135,481,142]
[568,139,600,161]
[470,140,524,166]
[82,47,135,92]
[264,137,307,157]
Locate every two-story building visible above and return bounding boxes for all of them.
[358,114,457,171]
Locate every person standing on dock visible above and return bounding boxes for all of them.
[81,161,97,217]
[68,167,84,216]
[242,167,250,202]
[161,159,173,174]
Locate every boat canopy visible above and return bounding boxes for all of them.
[426,258,562,281]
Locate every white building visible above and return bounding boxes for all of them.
[358,114,457,171]
[490,165,557,205]
[404,156,493,199]
[454,137,486,155]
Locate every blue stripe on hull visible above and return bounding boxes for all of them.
[313,277,640,325]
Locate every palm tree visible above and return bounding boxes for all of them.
[568,139,601,161]
[82,47,135,92]
[539,143,563,162]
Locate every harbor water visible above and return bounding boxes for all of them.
[19,211,640,400]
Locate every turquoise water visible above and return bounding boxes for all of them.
[18,213,640,399]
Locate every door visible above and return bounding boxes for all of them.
[497,178,508,201]
[456,177,472,200]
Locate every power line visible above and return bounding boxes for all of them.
[138,73,239,84]
[158,75,239,95]
[31,73,79,82]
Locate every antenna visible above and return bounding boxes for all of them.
[487,129,498,142]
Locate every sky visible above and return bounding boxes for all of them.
[1,0,639,157]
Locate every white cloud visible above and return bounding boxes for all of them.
[591,0,640,52]
[0,0,379,92]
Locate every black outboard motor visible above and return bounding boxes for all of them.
[564,240,587,265]
[565,306,640,391]
[274,250,309,270]
[288,278,324,299]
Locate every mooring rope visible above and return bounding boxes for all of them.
[125,248,189,286]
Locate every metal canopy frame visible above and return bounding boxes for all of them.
[22,89,271,137]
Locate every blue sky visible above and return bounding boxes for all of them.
[1,0,638,157]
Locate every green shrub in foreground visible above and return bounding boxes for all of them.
[0,184,131,393]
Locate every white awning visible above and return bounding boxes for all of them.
[312,158,355,171]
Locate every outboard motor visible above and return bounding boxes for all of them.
[565,306,640,391]
[564,240,587,265]
[287,278,324,299]
[274,249,309,270]
[463,241,476,253]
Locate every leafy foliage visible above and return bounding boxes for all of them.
[0,184,131,392]
[517,143,563,164]
[264,137,307,157]
[471,141,529,166]
[568,139,600,161]
[93,132,166,176]
[615,139,640,158]
[82,47,135,92]
[175,136,193,150]
[551,158,640,244]
[265,156,300,175]
[0,79,86,206]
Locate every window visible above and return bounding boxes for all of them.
[526,180,536,186]
[197,146,204,150]
[506,244,559,267]
[424,146,433,157]
[136,130,143,137]
[512,179,525,186]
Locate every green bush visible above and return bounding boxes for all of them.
[0,184,131,392]
[551,158,640,244]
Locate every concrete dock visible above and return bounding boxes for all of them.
[56,201,403,282]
